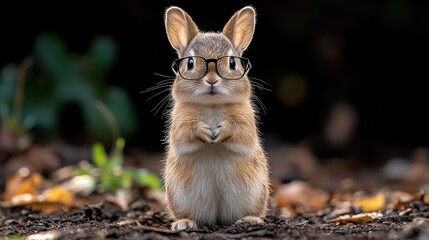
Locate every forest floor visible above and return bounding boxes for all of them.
[1,193,429,240]
[1,141,429,239]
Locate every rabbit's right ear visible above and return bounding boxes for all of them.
[165,6,199,55]
[222,6,256,53]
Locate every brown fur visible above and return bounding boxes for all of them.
[162,6,269,230]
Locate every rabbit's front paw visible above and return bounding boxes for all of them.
[211,121,231,143]
[171,218,198,230]
[194,122,213,143]
[209,124,222,143]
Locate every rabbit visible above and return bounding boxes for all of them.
[162,5,270,230]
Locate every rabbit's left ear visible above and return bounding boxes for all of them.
[222,6,256,52]
[165,6,199,55]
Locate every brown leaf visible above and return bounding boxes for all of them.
[1,172,75,213]
[273,180,329,215]
[2,173,42,201]
[389,190,425,210]
[333,212,383,224]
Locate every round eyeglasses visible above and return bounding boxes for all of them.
[171,56,252,80]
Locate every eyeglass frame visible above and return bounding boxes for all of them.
[171,56,252,80]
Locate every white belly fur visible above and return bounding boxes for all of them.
[169,144,265,226]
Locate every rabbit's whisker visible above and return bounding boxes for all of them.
[142,84,172,93]
[145,88,171,102]
[249,77,268,85]
[152,94,171,117]
[154,72,176,79]
[156,79,175,85]
[252,95,267,116]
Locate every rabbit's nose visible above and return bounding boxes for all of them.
[206,79,219,85]
[204,70,220,85]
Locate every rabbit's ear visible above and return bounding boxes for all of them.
[222,6,256,52]
[165,6,199,54]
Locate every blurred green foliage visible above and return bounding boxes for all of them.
[0,32,137,142]
[76,138,162,193]
[5,236,24,240]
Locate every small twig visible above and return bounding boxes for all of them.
[12,56,33,136]
[93,99,119,148]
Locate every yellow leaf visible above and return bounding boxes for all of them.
[353,193,385,212]
[24,202,70,213]
[2,173,42,201]
[44,186,74,207]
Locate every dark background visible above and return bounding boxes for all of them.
[1,0,428,164]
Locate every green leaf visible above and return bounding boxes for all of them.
[92,142,107,167]
[102,87,138,138]
[115,137,125,152]
[100,152,124,193]
[35,32,70,79]
[0,103,9,122]
[121,170,133,189]
[89,36,118,81]
[131,169,163,190]
[6,235,25,240]
[83,87,138,141]
[0,64,18,109]
[55,74,95,104]
[20,90,59,137]
[81,101,111,141]
[75,168,94,176]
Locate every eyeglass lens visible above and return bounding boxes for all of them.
[176,57,248,80]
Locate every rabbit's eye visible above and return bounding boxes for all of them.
[229,57,236,70]
[187,58,194,70]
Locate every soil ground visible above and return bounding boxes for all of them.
[1,143,429,239]
[1,194,429,240]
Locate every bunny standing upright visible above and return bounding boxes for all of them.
[162,6,270,230]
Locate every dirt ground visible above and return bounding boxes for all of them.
[1,143,429,239]
[1,191,429,240]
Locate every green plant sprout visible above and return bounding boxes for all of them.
[76,138,162,193]
[0,57,34,150]
[4,236,24,240]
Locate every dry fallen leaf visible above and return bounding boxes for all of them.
[2,191,74,213]
[333,212,383,224]
[61,175,96,196]
[353,193,385,212]
[105,189,132,210]
[388,190,425,210]
[24,201,72,213]
[26,230,60,240]
[273,180,329,215]
[2,172,42,201]
[43,186,74,208]
[1,172,75,213]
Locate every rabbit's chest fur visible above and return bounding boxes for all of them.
[168,144,265,226]
[202,106,223,131]
[166,106,265,226]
